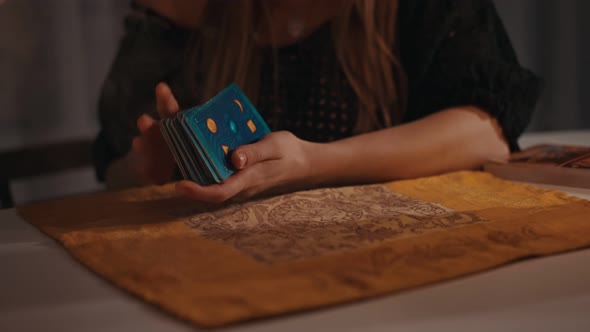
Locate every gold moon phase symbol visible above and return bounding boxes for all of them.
[234,99,244,113]
[206,118,217,133]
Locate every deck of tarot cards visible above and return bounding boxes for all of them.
[160,84,271,185]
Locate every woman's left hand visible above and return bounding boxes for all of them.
[175,131,314,203]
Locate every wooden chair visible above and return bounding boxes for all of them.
[0,139,94,209]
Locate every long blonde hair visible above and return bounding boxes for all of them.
[187,0,407,133]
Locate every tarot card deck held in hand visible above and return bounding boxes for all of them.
[160,84,271,185]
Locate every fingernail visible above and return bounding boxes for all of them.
[237,152,247,169]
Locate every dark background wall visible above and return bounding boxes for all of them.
[494,0,589,130]
[0,0,588,203]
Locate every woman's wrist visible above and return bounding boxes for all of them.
[303,140,356,188]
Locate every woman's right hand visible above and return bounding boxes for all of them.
[127,82,180,185]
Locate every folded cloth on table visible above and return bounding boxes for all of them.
[18,171,590,327]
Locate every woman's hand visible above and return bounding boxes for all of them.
[176,131,314,203]
[127,82,180,185]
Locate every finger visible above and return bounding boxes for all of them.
[176,161,270,203]
[229,160,285,202]
[131,136,142,153]
[155,82,180,119]
[231,134,282,169]
[176,178,246,203]
[137,114,169,151]
[137,114,157,134]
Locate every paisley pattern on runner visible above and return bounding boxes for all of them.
[184,185,485,263]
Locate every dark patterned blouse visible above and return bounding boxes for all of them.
[93,0,542,181]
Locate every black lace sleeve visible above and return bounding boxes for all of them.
[93,13,191,181]
[399,0,542,151]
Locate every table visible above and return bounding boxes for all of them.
[1,131,590,332]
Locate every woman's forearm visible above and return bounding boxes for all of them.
[106,106,509,195]
[306,106,509,186]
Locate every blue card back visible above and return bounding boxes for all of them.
[184,84,270,180]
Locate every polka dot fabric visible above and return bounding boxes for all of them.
[257,23,358,143]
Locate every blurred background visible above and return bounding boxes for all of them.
[0,0,588,205]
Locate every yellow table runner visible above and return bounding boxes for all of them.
[18,171,590,327]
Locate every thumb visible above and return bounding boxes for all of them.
[136,113,157,134]
[155,82,180,119]
[231,135,281,170]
